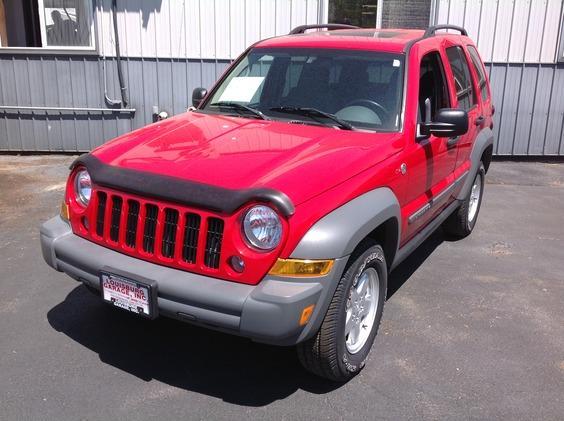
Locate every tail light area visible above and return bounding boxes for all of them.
[64,168,287,285]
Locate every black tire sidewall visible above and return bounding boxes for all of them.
[336,245,387,375]
[466,164,485,232]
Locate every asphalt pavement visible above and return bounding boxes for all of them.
[1,155,563,420]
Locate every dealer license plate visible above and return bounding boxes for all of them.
[100,271,154,318]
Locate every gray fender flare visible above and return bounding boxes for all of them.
[456,127,494,200]
[290,187,401,260]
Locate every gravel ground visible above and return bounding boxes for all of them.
[0,155,563,420]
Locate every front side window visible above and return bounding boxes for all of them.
[418,51,450,123]
[445,46,476,111]
[0,0,94,49]
[202,48,405,131]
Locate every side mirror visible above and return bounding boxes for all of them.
[192,87,208,108]
[420,105,469,138]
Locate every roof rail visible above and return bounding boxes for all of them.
[289,24,359,35]
[423,24,468,38]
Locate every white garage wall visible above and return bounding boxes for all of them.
[433,0,564,155]
[434,0,564,63]
[96,0,323,60]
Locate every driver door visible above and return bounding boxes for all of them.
[402,50,458,242]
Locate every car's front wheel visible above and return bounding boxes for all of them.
[297,240,387,382]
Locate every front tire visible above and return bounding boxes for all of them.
[443,163,485,238]
[297,240,387,382]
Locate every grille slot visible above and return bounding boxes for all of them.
[96,192,107,237]
[87,189,228,274]
[109,196,123,242]
[143,204,159,254]
[204,218,224,269]
[182,213,201,264]
[161,209,179,258]
[125,200,140,248]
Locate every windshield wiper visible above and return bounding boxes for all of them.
[269,106,354,130]
[210,102,270,120]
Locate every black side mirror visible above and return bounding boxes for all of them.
[420,102,469,138]
[192,87,208,108]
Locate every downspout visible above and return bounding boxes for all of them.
[429,0,439,26]
[318,0,328,24]
[111,0,128,107]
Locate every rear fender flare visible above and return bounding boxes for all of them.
[456,127,494,200]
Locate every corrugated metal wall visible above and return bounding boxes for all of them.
[97,0,322,59]
[0,55,229,151]
[2,0,564,155]
[433,0,564,155]
[0,0,322,152]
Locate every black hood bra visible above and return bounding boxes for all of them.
[71,154,295,217]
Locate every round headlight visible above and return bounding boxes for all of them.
[74,169,92,206]
[243,205,282,250]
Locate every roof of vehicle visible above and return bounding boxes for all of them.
[254,29,427,54]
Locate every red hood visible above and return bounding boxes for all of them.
[93,112,404,207]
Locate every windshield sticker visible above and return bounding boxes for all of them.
[219,77,265,103]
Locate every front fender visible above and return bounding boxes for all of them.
[290,187,401,260]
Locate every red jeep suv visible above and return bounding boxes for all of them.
[41,24,494,381]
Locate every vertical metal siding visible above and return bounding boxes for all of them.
[436,0,564,64]
[434,0,564,156]
[97,0,321,59]
[0,55,229,152]
[0,56,129,151]
[1,0,323,152]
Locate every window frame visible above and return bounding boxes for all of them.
[444,45,478,112]
[417,49,451,124]
[0,0,97,54]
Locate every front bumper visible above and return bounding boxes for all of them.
[40,216,348,346]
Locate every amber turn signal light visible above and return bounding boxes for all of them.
[299,304,315,326]
[268,258,334,277]
[60,202,70,221]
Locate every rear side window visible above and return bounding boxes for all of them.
[445,46,476,111]
[467,46,489,102]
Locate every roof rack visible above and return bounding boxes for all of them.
[423,24,468,38]
[289,24,359,35]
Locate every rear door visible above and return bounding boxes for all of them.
[443,45,482,178]
[466,44,494,135]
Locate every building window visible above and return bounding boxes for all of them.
[0,0,94,49]
[329,0,379,28]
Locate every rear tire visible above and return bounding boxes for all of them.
[443,163,485,238]
[297,240,387,382]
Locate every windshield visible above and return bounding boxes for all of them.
[202,48,405,131]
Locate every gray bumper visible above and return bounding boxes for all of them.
[40,216,348,346]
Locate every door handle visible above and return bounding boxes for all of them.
[475,115,485,126]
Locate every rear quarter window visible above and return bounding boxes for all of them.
[467,46,489,102]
